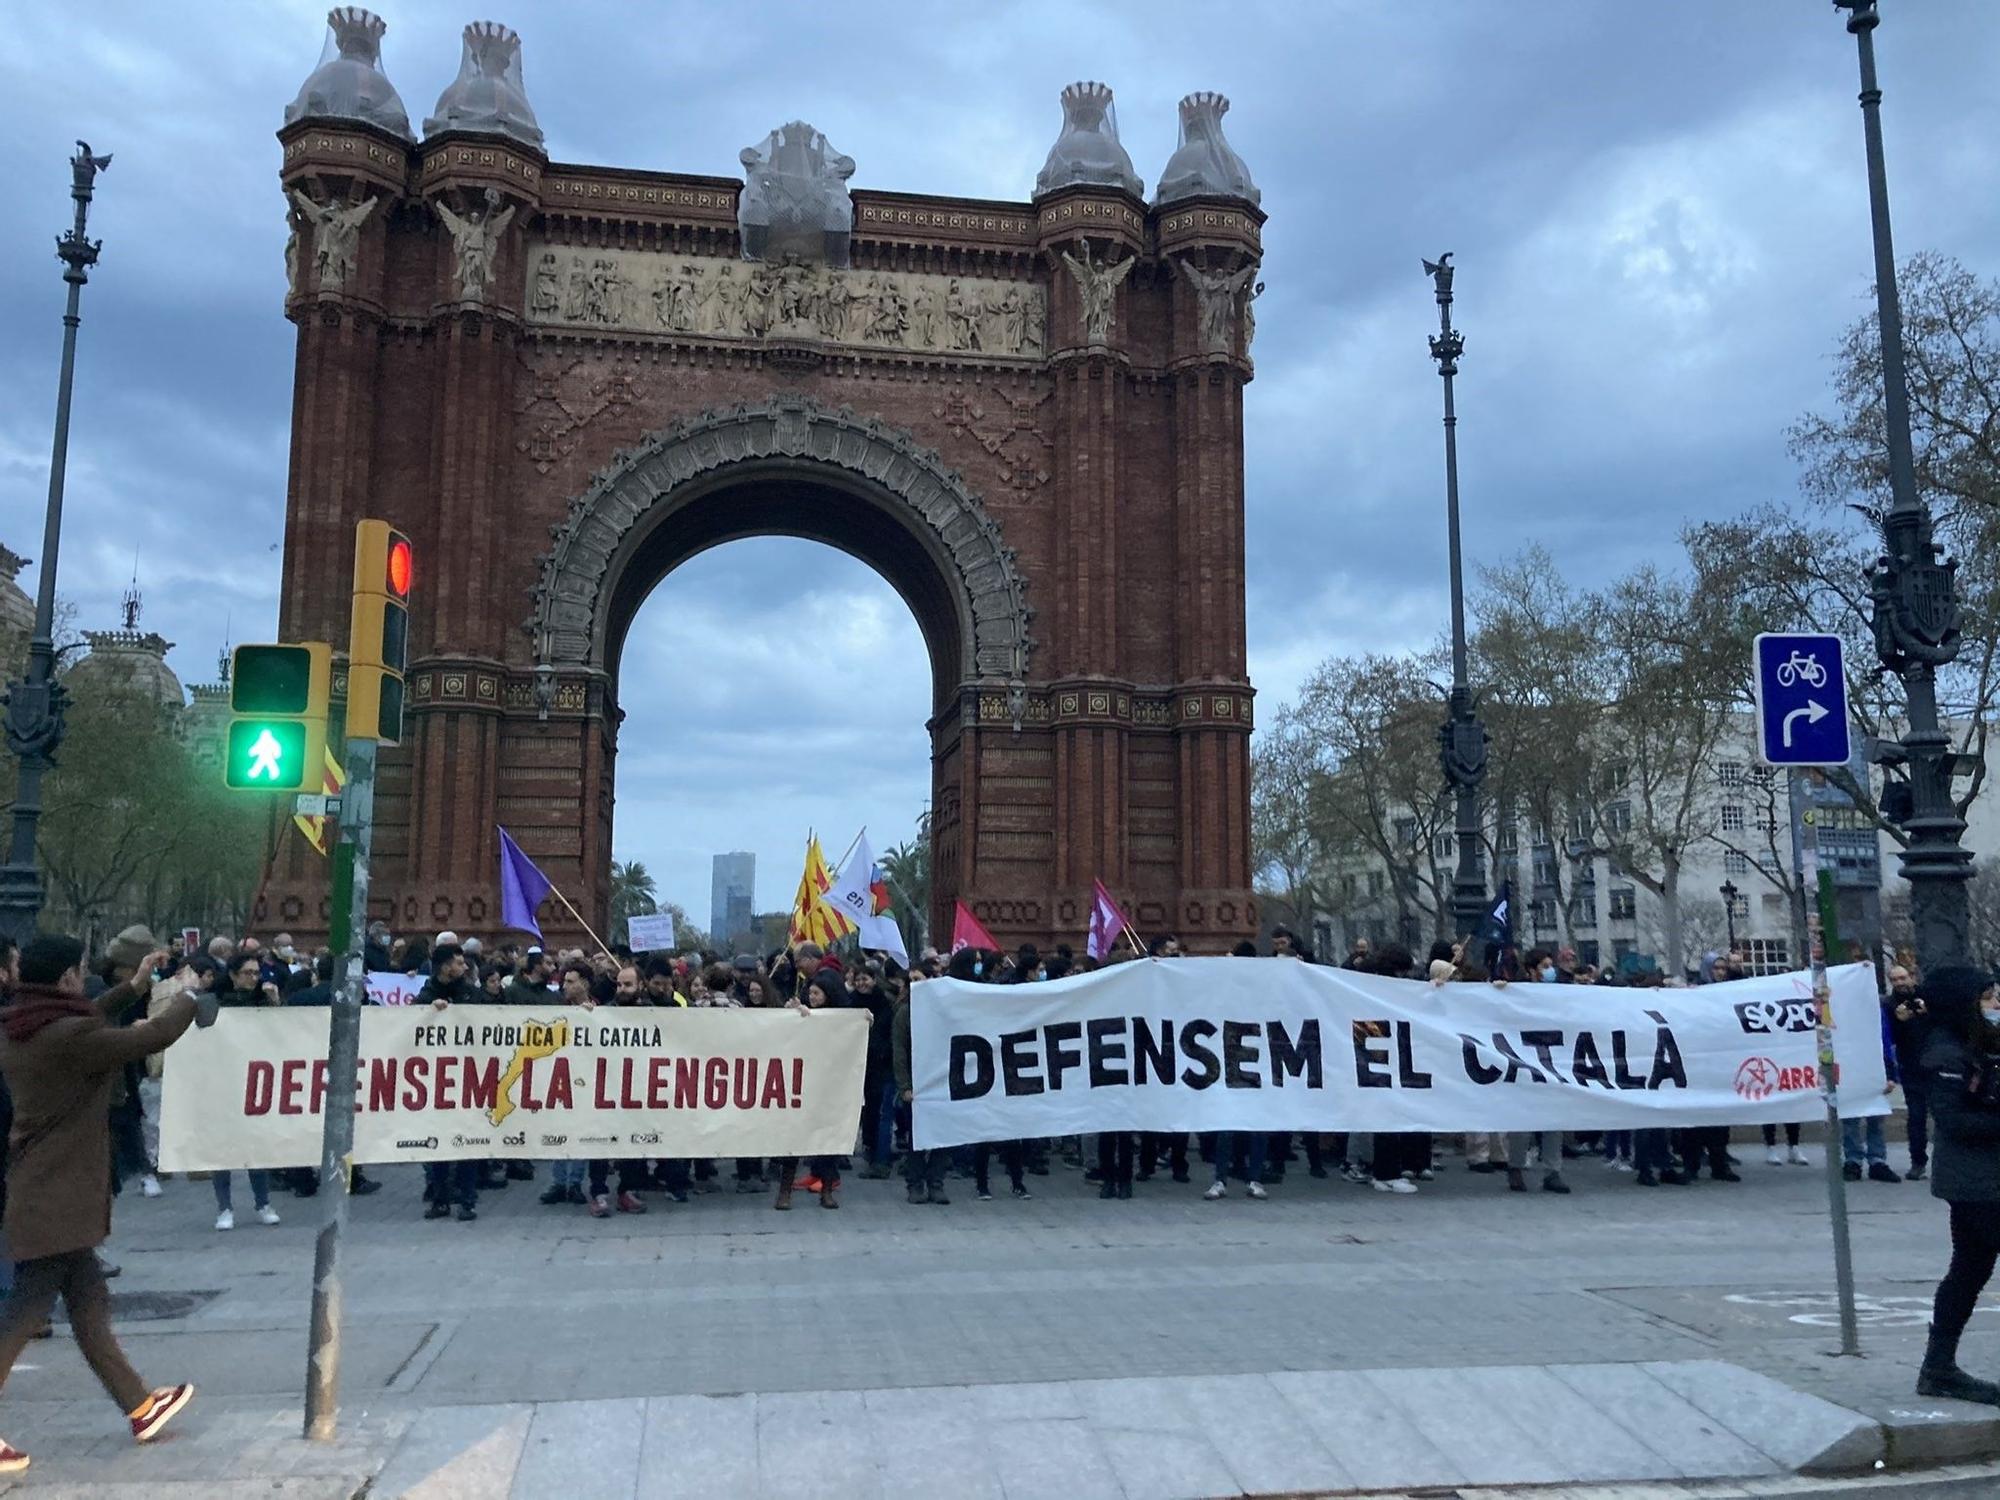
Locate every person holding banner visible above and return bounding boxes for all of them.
[773,970,851,1210]
[416,945,484,1221]
[894,975,949,1205]
[1916,966,2000,1406]
[210,953,283,1231]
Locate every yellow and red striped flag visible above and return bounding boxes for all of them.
[292,749,346,856]
[788,832,856,947]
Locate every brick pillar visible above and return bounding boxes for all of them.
[402,148,544,944]
[263,124,414,942]
[1035,194,1148,938]
[1161,215,1263,950]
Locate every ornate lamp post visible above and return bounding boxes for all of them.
[1720,880,1740,950]
[0,143,111,945]
[1425,253,1489,940]
[1833,1,1972,968]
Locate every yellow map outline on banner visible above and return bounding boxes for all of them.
[488,1018,571,1127]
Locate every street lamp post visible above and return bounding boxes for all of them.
[1833,0,1972,969]
[1720,880,1739,950]
[0,142,111,946]
[1426,253,1489,941]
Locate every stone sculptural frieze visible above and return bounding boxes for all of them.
[522,242,1047,360]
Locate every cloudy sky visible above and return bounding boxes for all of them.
[4,2,1998,931]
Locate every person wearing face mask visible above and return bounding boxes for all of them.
[1502,950,1572,1196]
[1914,966,2000,1405]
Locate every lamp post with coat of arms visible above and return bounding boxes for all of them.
[1425,253,1490,942]
[1834,0,1973,967]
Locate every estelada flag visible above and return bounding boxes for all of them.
[1086,878,1133,960]
[789,832,856,947]
[292,749,345,857]
[950,900,998,954]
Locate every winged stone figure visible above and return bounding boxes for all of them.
[1060,241,1135,345]
[435,188,516,301]
[290,191,379,293]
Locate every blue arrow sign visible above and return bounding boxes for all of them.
[1752,632,1850,767]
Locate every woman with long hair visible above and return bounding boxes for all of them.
[772,971,849,1210]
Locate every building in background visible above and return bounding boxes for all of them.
[1303,713,2000,978]
[710,851,755,952]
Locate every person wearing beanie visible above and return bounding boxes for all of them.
[0,933,200,1465]
[1915,965,2000,1406]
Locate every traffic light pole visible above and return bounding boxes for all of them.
[303,734,374,1440]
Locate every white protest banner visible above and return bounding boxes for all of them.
[159,1005,867,1170]
[910,959,1891,1149]
[626,913,677,952]
[365,971,423,1006]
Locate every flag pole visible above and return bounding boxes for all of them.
[544,881,612,955]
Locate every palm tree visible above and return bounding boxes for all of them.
[608,859,658,945]
[880,812,932,953]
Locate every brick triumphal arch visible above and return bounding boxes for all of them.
[267,13,1264,951]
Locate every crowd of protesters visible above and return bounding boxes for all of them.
[0,914,1990,1463]
[11,917,1942,1226]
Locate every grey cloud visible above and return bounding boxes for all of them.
[5,0,1999,914]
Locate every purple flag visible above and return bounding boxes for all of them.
[497,826,553,939]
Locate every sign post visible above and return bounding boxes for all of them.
[1755,632,1861,1357]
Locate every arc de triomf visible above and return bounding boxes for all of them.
[266,12,1263,951]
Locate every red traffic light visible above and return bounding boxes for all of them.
[386,538,413,598]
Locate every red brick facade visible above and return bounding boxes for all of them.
[266,120,1260,953]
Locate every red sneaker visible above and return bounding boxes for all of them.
[0,1440,27,1473]
[616,1191,646,1214]
[588,1194,611,1218]
[130,1383,194,1443]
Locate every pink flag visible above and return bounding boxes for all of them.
[1087,878,1132,960]
[951,900,999,954]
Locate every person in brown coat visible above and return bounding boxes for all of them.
[0,933,200,1472]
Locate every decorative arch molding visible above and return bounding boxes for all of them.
[528,395,1033,686]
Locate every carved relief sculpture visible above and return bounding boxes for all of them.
[520,242,1046,359]
[1059,239,1135,346]
[1175,256,1258,355]
[289,190,378,293]
[435,186,516,301]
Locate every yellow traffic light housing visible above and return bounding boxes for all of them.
[224,642,332,791]
[348,520,412,743]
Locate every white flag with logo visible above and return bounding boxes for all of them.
[825,831,909,966]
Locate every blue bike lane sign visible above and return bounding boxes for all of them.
[1752,633,1850,767]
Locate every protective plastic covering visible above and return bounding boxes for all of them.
[283,7,413,143]
[1034,81,1142,199]
[737,122,856,268]
[424,20,544,149]
[1155,92,1259,206]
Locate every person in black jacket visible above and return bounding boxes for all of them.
[416,945,483,1220]
[1916,965,2000,1405]
[281,957,380,1199]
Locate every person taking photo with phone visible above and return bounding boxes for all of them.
[1916,965,2000,1405]
[0,934,201,1471]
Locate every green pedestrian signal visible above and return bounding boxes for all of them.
[223,642,331,793]
[225,720,309,789]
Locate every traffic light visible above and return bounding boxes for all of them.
[224,642,332,791]
[348,520,412,744]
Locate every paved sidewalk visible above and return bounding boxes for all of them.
[0,1141,1994,1495]
[0,1358,1916,1497]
